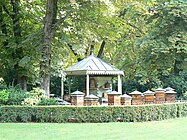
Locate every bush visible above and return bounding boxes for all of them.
[6,87,28,105]
[0,78,4,84]
[38,98,58,106]
[0,77,6,89]
[0,90,9,105]
[21,98,40,106]
[27,88,46,98]
[0,103,187,123]
[183,91,187,100]
[22,88,46,106]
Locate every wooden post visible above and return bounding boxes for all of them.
[68,77,71,95]
[118,75,122,94]
[86,74,89,96]
[61,77,64,99]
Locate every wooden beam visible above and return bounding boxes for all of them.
[86,74,89,96]
[61,77,64,99]
[118,75,122,94]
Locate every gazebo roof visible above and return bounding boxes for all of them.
[65,54,124,76]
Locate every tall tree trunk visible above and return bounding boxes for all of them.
[11,0,21,43]
[174,60,181,75]
[0,5,8,46]
[11,0,27,90]
[2,0,27,90]
[40,0,57,96]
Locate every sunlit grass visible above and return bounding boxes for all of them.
[1,117,187,140]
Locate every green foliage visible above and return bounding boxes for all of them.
[0,90,9,105]
[162,71,187,95]
[136,0,187,86]
[0,103,187,123]
[50,76,86,96]
[183,92,187,100]
[0,77,6,90]
[50,77,61,96]
[22,87,46,106]
[21,98,40,106]
[27,88,46,98]
[0,0,186,96]
[122,79,157,93]
[6,87,28,105]
[37,98,58,106]
[0,0,44,87]
[0,78,4,86]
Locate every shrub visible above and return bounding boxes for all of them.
[38,98,58,106]
[21,97,40,106]
[22,88,46,106]
[0,78,4,84]
[28,88,46,98]
[183,91,187,100]
[6,87,28,105]
[0,103,187,123]
[0,77,5,88]
[0,90,9,105]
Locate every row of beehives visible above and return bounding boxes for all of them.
[122,87,177,105]
[70,87,177,106]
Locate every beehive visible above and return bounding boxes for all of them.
[129,90,144,105]
[70,91,84,106]
[107,91,121,106]
[120,94,132,105]
[144,90,155,104]
[165,88,176,103]
[155,88,165,104]
[84,94,98,106]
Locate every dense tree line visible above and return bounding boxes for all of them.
[0,0,186,96]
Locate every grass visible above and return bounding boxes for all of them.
[0,117,187,140]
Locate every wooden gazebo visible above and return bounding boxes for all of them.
[62,54,124,99]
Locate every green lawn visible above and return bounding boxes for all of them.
[0,117,187,140]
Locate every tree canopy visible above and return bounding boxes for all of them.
[0,0,186,96]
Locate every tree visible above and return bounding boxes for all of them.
[0,0,26,89]
[136,0,187,87]
[0,0,45,90]
[40,0,58,96]
[1,0,186,96]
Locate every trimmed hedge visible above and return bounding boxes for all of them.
[0,103,187,123]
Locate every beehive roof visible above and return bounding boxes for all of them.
[85,94,99,99]
[121,94,132,99]
[70,90,84,95]
[129,90,142,95]
[108,91,121,95]
[144,90,155,95]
